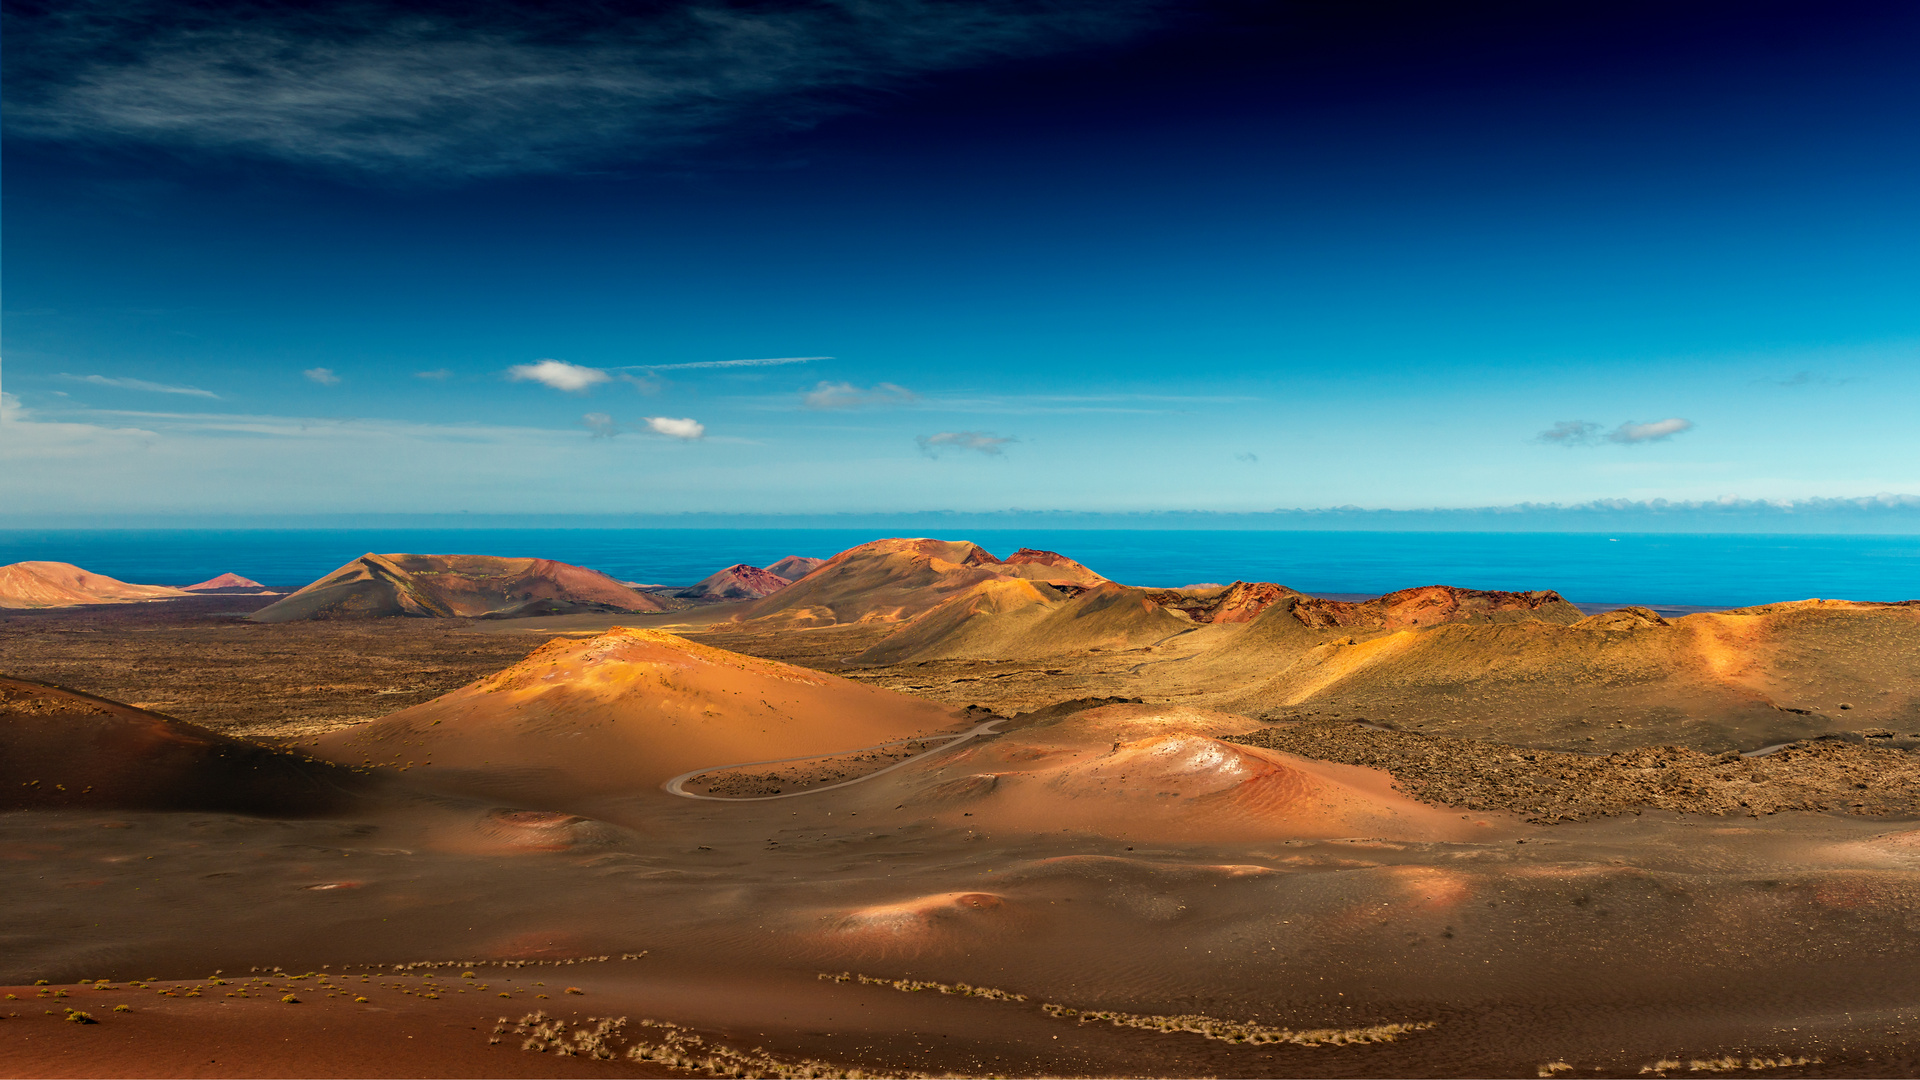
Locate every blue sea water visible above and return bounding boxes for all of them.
[2,529,1917,609]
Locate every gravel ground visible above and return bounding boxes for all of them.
[1228,718,1920,823]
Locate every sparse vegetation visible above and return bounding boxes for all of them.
[821,971,1433,1048]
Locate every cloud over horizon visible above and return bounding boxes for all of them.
[916,430,1014,456]
[5,2,1158,180]
[1537,417,1695,446]
[803,380,917,409]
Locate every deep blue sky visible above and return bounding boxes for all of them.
[5,0,1918,522]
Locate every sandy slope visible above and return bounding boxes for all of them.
[311,627,967,801]
[0,676,369,815]
[0,562,191,609]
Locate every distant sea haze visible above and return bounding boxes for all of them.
[2,529,1916,610]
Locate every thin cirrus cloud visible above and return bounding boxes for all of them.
[645,416,705,440]
[4,2,1159,180]
[1537,418,1696,446]
[802,381,917,409]
[415,368,452,380]
[303,367,341,385]
[59,373,219,399]
[917,431,1015,457]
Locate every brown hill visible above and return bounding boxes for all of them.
[679,564,792,600]
[734,539,1111,628]
[0,561,190,609]
[310,627,967,803]
[250,553,667,622]
[182,572,267,592]
[1181,597,1920,752]
[0,676,367,814]
[765,555,828,580]
[735,539,1017,626]
[997,548,1108,586]
[1143,580,1304,624]
[1290,585,1584,630]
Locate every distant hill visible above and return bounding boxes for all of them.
[182,572,274,594]
[677,563,792,601]
[765,555,827,580]
[0,561,190,609]
[250,553,668,622]
[734,539,1110,627]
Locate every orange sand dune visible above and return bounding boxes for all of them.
[252,553,667,622]
[312,627,966,801]
[890,703,1492,843]
[0,561,190,609]
[0,676,369,815]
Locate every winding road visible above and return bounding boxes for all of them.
[662,716,1008,802]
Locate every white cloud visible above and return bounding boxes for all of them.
[59,373,220,399]
[7,5,1154,180]
[644,416,705,440]
[916,430,1014,456]
[1610,418,1695,444]
[304,367,341,385]
[803,380,917,409]
[415,368,452,380]
[508,359,609,392]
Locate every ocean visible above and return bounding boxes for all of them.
[2,529,1917,609]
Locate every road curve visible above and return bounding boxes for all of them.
[662,717,1007,802]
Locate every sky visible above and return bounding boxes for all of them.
[4,0,1918,523]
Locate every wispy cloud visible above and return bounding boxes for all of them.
[1235,451,1259,464]
[5,3,1158,180]
[303,367,341,386]
[619,356,828,372]
[1537,418,1696,446]
[60,373,219,399]
[803,380,917,409]
[1536,420,1602,445]
[508,359,608,392]
[645,416,705,440]
[580,412,621,439]
[1768,371,1852,387]
[917,430,1014,457]
[415,368,452,380]
[1610,418,1694,443]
